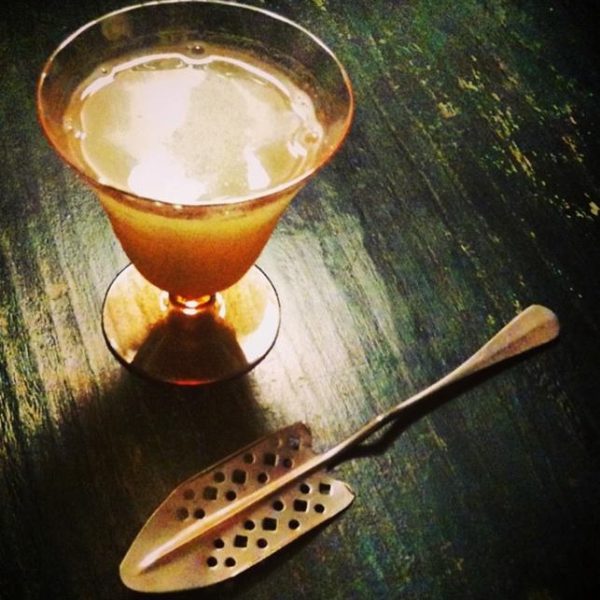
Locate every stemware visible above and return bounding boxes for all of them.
[37,0,353,384]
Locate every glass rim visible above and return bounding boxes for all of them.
[36,0,354,210]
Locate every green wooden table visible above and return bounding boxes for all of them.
[1,1,599,598]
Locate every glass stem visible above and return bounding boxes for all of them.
[169,293,216,315]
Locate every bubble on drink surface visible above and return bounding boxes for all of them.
[188,44,205,56]
[304,130,320,144]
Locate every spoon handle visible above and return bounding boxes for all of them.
[324,304,559,460]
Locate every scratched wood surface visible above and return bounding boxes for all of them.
[1,0,599,598]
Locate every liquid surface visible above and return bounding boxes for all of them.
[64,44,324,204]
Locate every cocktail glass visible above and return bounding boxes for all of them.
[37,0,353,385]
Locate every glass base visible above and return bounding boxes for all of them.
[101,264,280,385]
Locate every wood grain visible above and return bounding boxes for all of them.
[1,1,599,599]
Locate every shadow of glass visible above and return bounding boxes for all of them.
[25,365,270,599]
[131,304,250,385]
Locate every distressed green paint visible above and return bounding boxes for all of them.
[328,0,597,229]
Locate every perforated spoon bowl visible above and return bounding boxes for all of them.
[120,304,559,592]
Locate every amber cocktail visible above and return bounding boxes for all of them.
[37,0,353,384]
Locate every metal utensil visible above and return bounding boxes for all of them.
[120,304,559,592]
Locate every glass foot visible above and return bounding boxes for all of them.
[102,264,280,385]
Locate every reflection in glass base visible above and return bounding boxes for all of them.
[102,264,280,385]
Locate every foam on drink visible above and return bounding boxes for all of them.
[64,43,324,205]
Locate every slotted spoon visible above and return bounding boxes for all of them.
[120,304,559,592]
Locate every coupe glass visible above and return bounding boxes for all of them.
[37,0,353,385]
